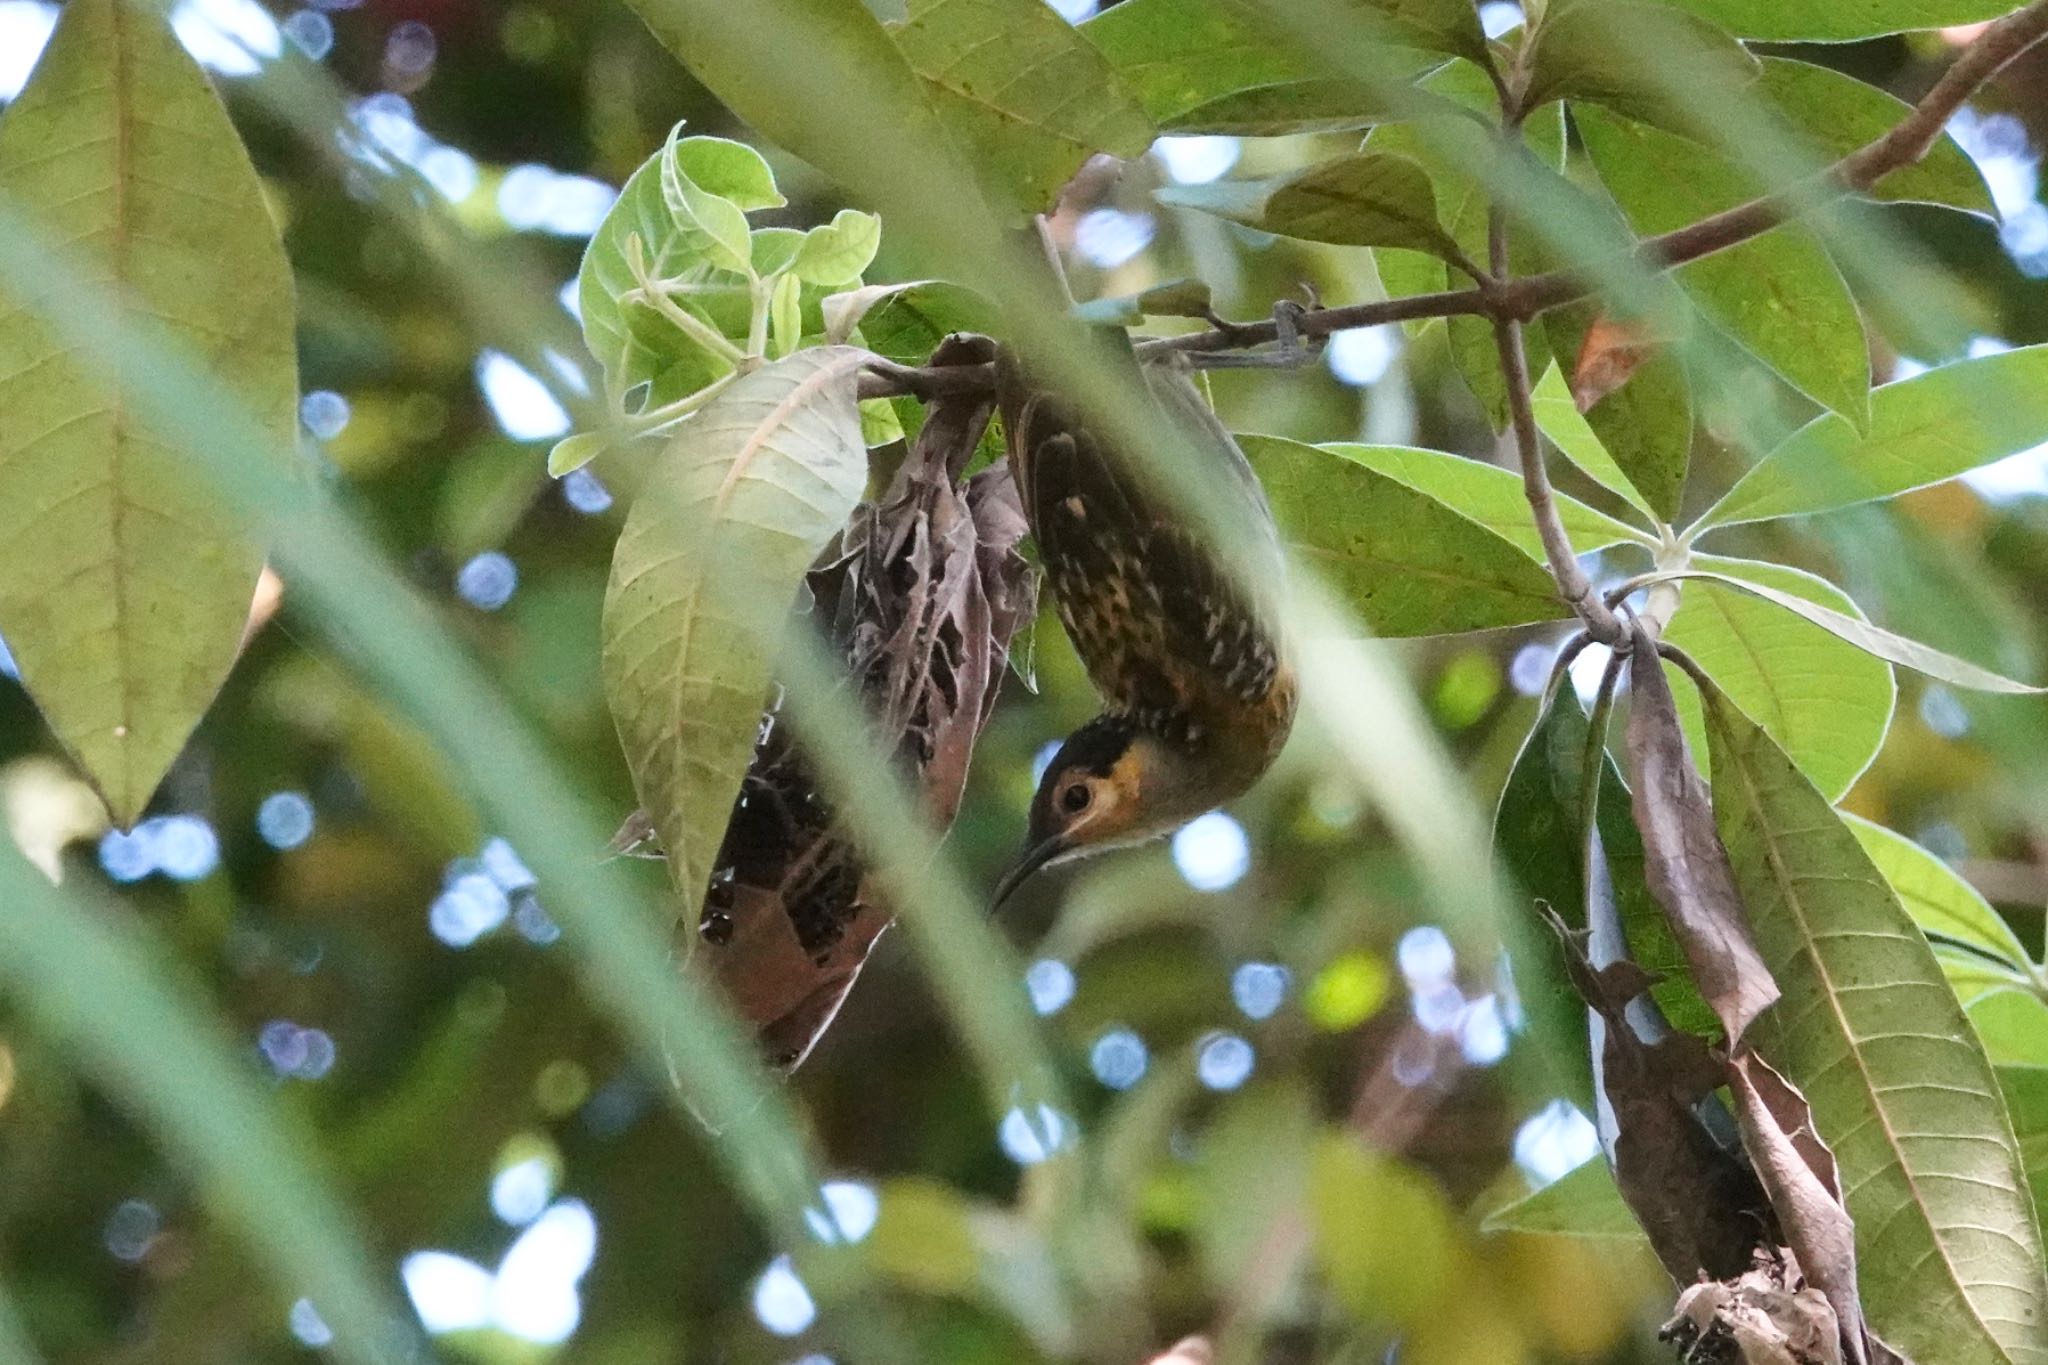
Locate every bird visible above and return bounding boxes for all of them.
[989,335,1297,908]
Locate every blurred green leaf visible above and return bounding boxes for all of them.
[869,1178,982,1296]
[1524,0,1760,130]
[1158,152,1467,261]
[1664,0,2017,41]
[1973,992,2048,1068]
[0,845,422,1365]
[1193,1083,1315,1298]
[1847,815,2043,985]
[0,0,295,824]
[886,0,1154,214]
[1578,106,1871,430]
[602,347,870,908]
[793,208,883,287]
[1082,0,1420,134]
[1482,1160,1647,1239]
[1311,1131,1465,1331]
[1701,345,2048,529]
[1315,441,1649,559]
[1658,566,2045,694]
[1664,558,1896,803]
[1705,683,2048,1365]
[1241,435,1569,635]
[1755,59,1993,217]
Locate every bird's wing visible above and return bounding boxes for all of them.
[998,340,1287,725]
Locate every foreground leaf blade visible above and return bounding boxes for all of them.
[0,0,295,823]
[1665,0,2016,42]
[1705,685,2048,1365]
[603,347,870,910]
[0,845,421,1365]
[1240,434,1569,635]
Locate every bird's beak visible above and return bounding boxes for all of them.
[990,837,1064,912]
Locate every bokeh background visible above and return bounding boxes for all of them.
[0,1,2044,1361]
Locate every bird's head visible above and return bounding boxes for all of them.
[991,715,1213,909]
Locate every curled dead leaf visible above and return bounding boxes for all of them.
[645,334,1037,1068]
[1625,632,1780,1043]
[1571,313,1662,411]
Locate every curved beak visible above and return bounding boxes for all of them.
[990,837,1064,912]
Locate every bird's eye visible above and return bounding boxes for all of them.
[1060,783,1092,813]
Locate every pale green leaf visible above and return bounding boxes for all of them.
[887,0,1155,213]
[1664,0,2017,41]
[1973,992,2048,1068]
[0,0,296,823]
[791,208,882,287]
[1701,345,2048,529]
[1655,568,2046,694]
[548,431,611,477]
[602,347,870,907]
[1481,1160,1648,1239]
[1532,364,1662,522]
[661,124,755,274]
[1705,687,2048,1365]
[1578,106,1871,430]
[1316,442,1649,559]
[1847,814,2038,977]
[672,132,786,210]
[1240,435,1570,636]
[770,271,802,357]
[1157,152,1466,261]
[578,157,742,410]
[1756,58,1992,217]
[1664,557,1895,802]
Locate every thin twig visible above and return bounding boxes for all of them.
[1489,192,1628,643]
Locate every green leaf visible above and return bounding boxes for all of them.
[1664,0,2018,41]
[820,278,939,344]
[1082,0,1429,134]
[1157,152,1467,262]
[579,156,740,410]
[0,846,424,1365]
[1704,685,2048,1365]
[661,124,755,275]
[1582,349,1692,523]
[1701,345,2048,529]
[1755,58,1992,217]
[1532,365,1663,522]
[1525,0,1760,130]
[1481,1160,1648,1239]
[1071,278,1215,327]
[1663,558,1896,803]
[1847,814,2040,981]
[2001,1065,2048,1240]
[1316,441,1649,559]
[791,208,882,287]
[1311,1132,1465,1331]
[602,347,870,907]
[887,0,1155,214]
[1655,567,2046,695]
[1240,435,1570,636]
[0,0,296,824]
[672,132,786,210]
[1578,106,1871,430]
[854,279,997,365]
[1973,992,2048,1068]
[548,431,611,477]
[770,271,802,357]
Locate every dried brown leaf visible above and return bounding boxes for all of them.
[1548,909,1770,1282]
[1571,313,1661,411]
[686,333,1037,1067]
[1625,631,1780,1042]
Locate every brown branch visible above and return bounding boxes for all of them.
[1489,197,1629,643]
